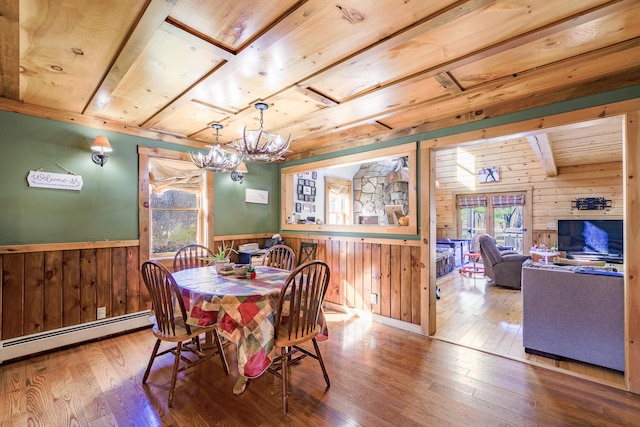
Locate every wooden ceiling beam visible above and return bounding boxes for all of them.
[287,37,640,145]
[286,73,640,161]
[0,0,20,100]
[0,96,204,149]
[84,0,179,116]
[527,134,558,177]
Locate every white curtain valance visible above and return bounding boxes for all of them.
[149,157,204,194]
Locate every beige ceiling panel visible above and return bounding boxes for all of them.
[307,0,609,101]
[451,3,640,88]
[377,45,640,132]
[288,123,386,158]
[149,101,230,138]
[19,0,147,112]
[284,77,449,140]
[550,118,622,167]
[206,90,332,144]
[187,0,448,113]
[94,22,225,124]
[168,0,299,52]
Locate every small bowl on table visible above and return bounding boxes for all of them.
[233,264,248,277]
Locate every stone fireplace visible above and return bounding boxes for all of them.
[352,157,409,225]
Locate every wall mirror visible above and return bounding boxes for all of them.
[281,143,417,235]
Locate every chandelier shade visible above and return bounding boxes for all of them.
[232,102,291,162]
[189,124,242,172]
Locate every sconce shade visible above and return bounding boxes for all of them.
[231,161,248,184]
[91,136,113,153]
[235,161,248,174]
[91,136,112,166]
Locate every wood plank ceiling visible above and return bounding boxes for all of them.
[0,0,636,164]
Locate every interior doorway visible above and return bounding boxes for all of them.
[428,113,626,389]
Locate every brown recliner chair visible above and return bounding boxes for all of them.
[478,235,530,289]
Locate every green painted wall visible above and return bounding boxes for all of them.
[0,112,279,245]
[213,161,280,235]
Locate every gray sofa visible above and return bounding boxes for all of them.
[521,260,624,371]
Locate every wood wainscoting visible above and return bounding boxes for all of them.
[0,235,421,356]
[283,235,421,325]
[0,241,142,341]
[0,236,276,342]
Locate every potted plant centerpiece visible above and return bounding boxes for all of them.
[212,240,237,274]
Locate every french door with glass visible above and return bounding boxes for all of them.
[457,191,528,252]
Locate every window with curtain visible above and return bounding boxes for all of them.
[457,193,526,251]
[149,158,205,255]
[457,196,487,240]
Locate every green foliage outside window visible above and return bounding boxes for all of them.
[150,190,199,254]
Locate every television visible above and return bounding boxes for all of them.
[557,219,623,259]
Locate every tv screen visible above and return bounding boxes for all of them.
[557,219,623,256]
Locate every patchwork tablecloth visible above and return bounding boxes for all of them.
[173,265,326,379]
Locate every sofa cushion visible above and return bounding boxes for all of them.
[521,259,617,272]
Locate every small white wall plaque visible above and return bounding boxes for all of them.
[245,188,268,204]
[27,171,84,191]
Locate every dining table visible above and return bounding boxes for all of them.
[172,264,327,394]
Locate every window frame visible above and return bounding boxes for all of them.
[138,146,214,265]
[281,143,418,235]
[455,189,532,252]
[325,176,352,225]
[149,190,203,257]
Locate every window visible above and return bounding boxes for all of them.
[457,192,526,252]
[281,143,417,235]
[325,177,352,225]
[457,196,487,240]
[150,190,200,254]
[138,147,213,263]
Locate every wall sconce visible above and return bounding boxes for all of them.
[231,162,248,184]
[91,136,113,167]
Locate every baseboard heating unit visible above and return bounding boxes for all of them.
[0,310,151,363]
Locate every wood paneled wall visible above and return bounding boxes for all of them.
[0,234,418,344]
[0,241,142,341]
[434,137,623,246]
[284,235,421,325]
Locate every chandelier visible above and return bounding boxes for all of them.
[189,124,241,172]
[232,102,291,162]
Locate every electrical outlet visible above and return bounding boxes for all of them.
[97,307,106,319]
[370,293,378,305]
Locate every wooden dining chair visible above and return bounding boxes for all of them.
[297,241,317,266]
[173,244,214,272]
[268,260,331,414]
[262,244,296,271]
[140,260,228,407]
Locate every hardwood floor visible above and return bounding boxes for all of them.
[435,269,626,388]
[2,311,640,425]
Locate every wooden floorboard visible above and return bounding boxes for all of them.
[435,269,626,390]
[2,308,640,425]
